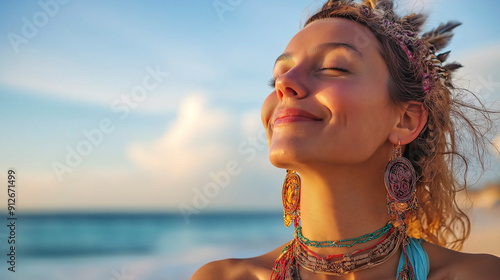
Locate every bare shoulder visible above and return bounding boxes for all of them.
[190,244,285,280]
[422,241,500,280]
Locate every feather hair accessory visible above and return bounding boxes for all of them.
[382,18,461,94]
[421,21,463,90]
[356,1,462,95]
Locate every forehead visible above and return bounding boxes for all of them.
[284,18,380,55]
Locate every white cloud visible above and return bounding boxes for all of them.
[127,93,282,210]
[241,109,264,138]
[128,93,235,176]
[455,44,500,103]
[12,93,283,211]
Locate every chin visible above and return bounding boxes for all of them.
[268,144,309,170]
[268,154,290,169]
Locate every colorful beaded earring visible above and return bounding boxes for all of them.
[384,140,418,280]
[384,140,418,226]
[282,170,301,227]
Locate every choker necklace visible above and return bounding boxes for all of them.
[295,226,403,276]
[296,221,393,248]
[271,221,404,280]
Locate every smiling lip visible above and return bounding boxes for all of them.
[273,108,322,126]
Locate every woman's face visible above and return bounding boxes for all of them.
[261,18,400,170]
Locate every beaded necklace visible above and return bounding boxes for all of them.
[296,221,393,248]
[294,227,403,276]
[271,221,405,280]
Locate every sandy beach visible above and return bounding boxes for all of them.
[463,207,500,256]
[460,183,500,256]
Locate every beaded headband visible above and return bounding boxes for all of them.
[381,18,461,95]
[354,2,462,95]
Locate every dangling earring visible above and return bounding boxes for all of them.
[282,170,301,227]
[385,142,419,280]
[384,140,418,228]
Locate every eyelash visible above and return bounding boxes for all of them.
[321,67,348,72]
[268,78,277,88]
[268,67,348,88]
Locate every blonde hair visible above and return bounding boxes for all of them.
[305,0,497,250]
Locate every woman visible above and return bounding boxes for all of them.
[192,0,500,279]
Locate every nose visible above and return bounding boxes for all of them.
[274,68,308,101]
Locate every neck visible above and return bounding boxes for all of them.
[281,144,405,279]
[296,159,390,256]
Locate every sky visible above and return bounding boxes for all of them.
[0,0,499,214]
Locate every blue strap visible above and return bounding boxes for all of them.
[396,238,430,280]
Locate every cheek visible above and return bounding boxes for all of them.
[261,92,278,143]
[319,80,392,142]
[261,92,278,128]
[342,85,394,149]
[316,82,361,117]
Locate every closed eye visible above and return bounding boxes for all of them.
[320,67,348,72]
[268,67,348,88]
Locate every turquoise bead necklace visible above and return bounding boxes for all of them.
[296,221,393,248]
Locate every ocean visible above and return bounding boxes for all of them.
[0,212,290,280]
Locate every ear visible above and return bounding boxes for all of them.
[388,101,428,145]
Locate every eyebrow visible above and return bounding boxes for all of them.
[312,42,363,58]
[274,42,363,66]
[274,53,294,66]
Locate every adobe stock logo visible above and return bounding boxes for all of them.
[7,0,70,53]
[213,0,243,21]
